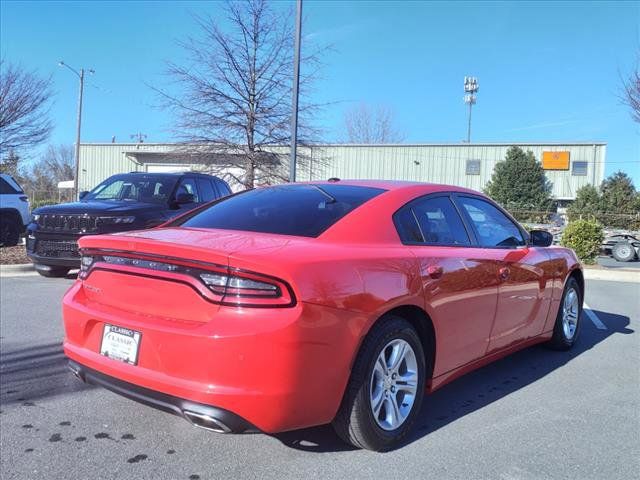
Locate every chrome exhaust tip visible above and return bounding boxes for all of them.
[68,362,84,382]
[183,410,231,433]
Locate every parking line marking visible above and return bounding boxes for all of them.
[583,303,607,330]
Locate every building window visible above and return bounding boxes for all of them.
[572,161,588,176]
[466,159,481,175]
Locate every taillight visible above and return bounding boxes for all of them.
[200,272,279,297]
[79,252,295,307]
[79,255,94,279]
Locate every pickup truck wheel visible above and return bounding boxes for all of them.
[35,265,70,278]
[0,216,20,247]
[548,277,582,350]
[332,316,426,451]
[612,242,636,262]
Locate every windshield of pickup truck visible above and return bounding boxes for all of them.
[83,175,177,204]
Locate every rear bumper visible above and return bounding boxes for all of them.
[67,360,256,433]
[62,281,361,433]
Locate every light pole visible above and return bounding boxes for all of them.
[289,0,302,183]
[463,76,478,143]
[59,61,94,199]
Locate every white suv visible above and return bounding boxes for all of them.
[0,173,30,246]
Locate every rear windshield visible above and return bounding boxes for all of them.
[175,184,385,237]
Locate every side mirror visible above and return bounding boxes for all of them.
[529,229,553,247]
[79,191,89,200]
[175,192,195,205]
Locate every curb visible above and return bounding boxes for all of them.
[583,267,639,283]
[0,263,35,276]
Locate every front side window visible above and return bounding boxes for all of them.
[176,178,200,203]
[396,196,470,245]
[84,175,177,204]
[458,196,525,248]
[176,184,385,237]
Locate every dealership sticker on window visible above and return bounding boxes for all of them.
[100,324,142,365]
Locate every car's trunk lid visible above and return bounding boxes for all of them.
[77,227,306,319]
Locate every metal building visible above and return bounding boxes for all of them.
[78,142,606,201]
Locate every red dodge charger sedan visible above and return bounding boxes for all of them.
[63,180,583,451]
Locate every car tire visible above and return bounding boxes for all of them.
[332,315,426,451]
[548,277,582,351]
[0,216,20,247]
[612,242,636,262]
[35,265,70,278]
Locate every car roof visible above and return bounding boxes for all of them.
[122,171,219,178]
[294,179,481,195]
[309,179,488,244]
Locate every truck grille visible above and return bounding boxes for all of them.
[35,239,80,258]
[37,214,98,233]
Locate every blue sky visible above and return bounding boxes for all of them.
[1,0,639,183]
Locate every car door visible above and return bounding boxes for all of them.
[395,193,499,377]
[453,194,553,353]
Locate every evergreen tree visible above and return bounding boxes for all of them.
[599,171,637,213]
[484,146,553,211]
[567,184,602,221]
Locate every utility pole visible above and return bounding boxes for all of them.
[59,61,94,199]
[463,76,479,143]
[289,0,302,183]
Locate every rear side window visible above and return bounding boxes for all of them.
[458,196,525,248]
[197,178,217,202]
[395,196,470,245]
[176,184,385,237]
[394,208,423,243]
[215,178,232,196]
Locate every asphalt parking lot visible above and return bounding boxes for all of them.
[1,271,638,480]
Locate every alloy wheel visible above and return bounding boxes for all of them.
[369,339,418,431]
[562,288,579,340]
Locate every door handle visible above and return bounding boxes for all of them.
[498,267,510,281]
[426,265,443,279]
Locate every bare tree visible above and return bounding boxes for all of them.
[343,103,404,144]
[0,60,53,156]
[152,0,324,188]
[19,145,74,202]
[621,62,640,124]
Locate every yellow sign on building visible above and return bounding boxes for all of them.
[542,151,570,170]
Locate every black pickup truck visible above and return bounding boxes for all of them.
[26,171,232,277]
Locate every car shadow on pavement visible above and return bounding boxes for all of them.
[273,309,633,453]
[0,341,94,407]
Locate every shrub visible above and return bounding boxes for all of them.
[30,199,59,210]
[560,220,604,264]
